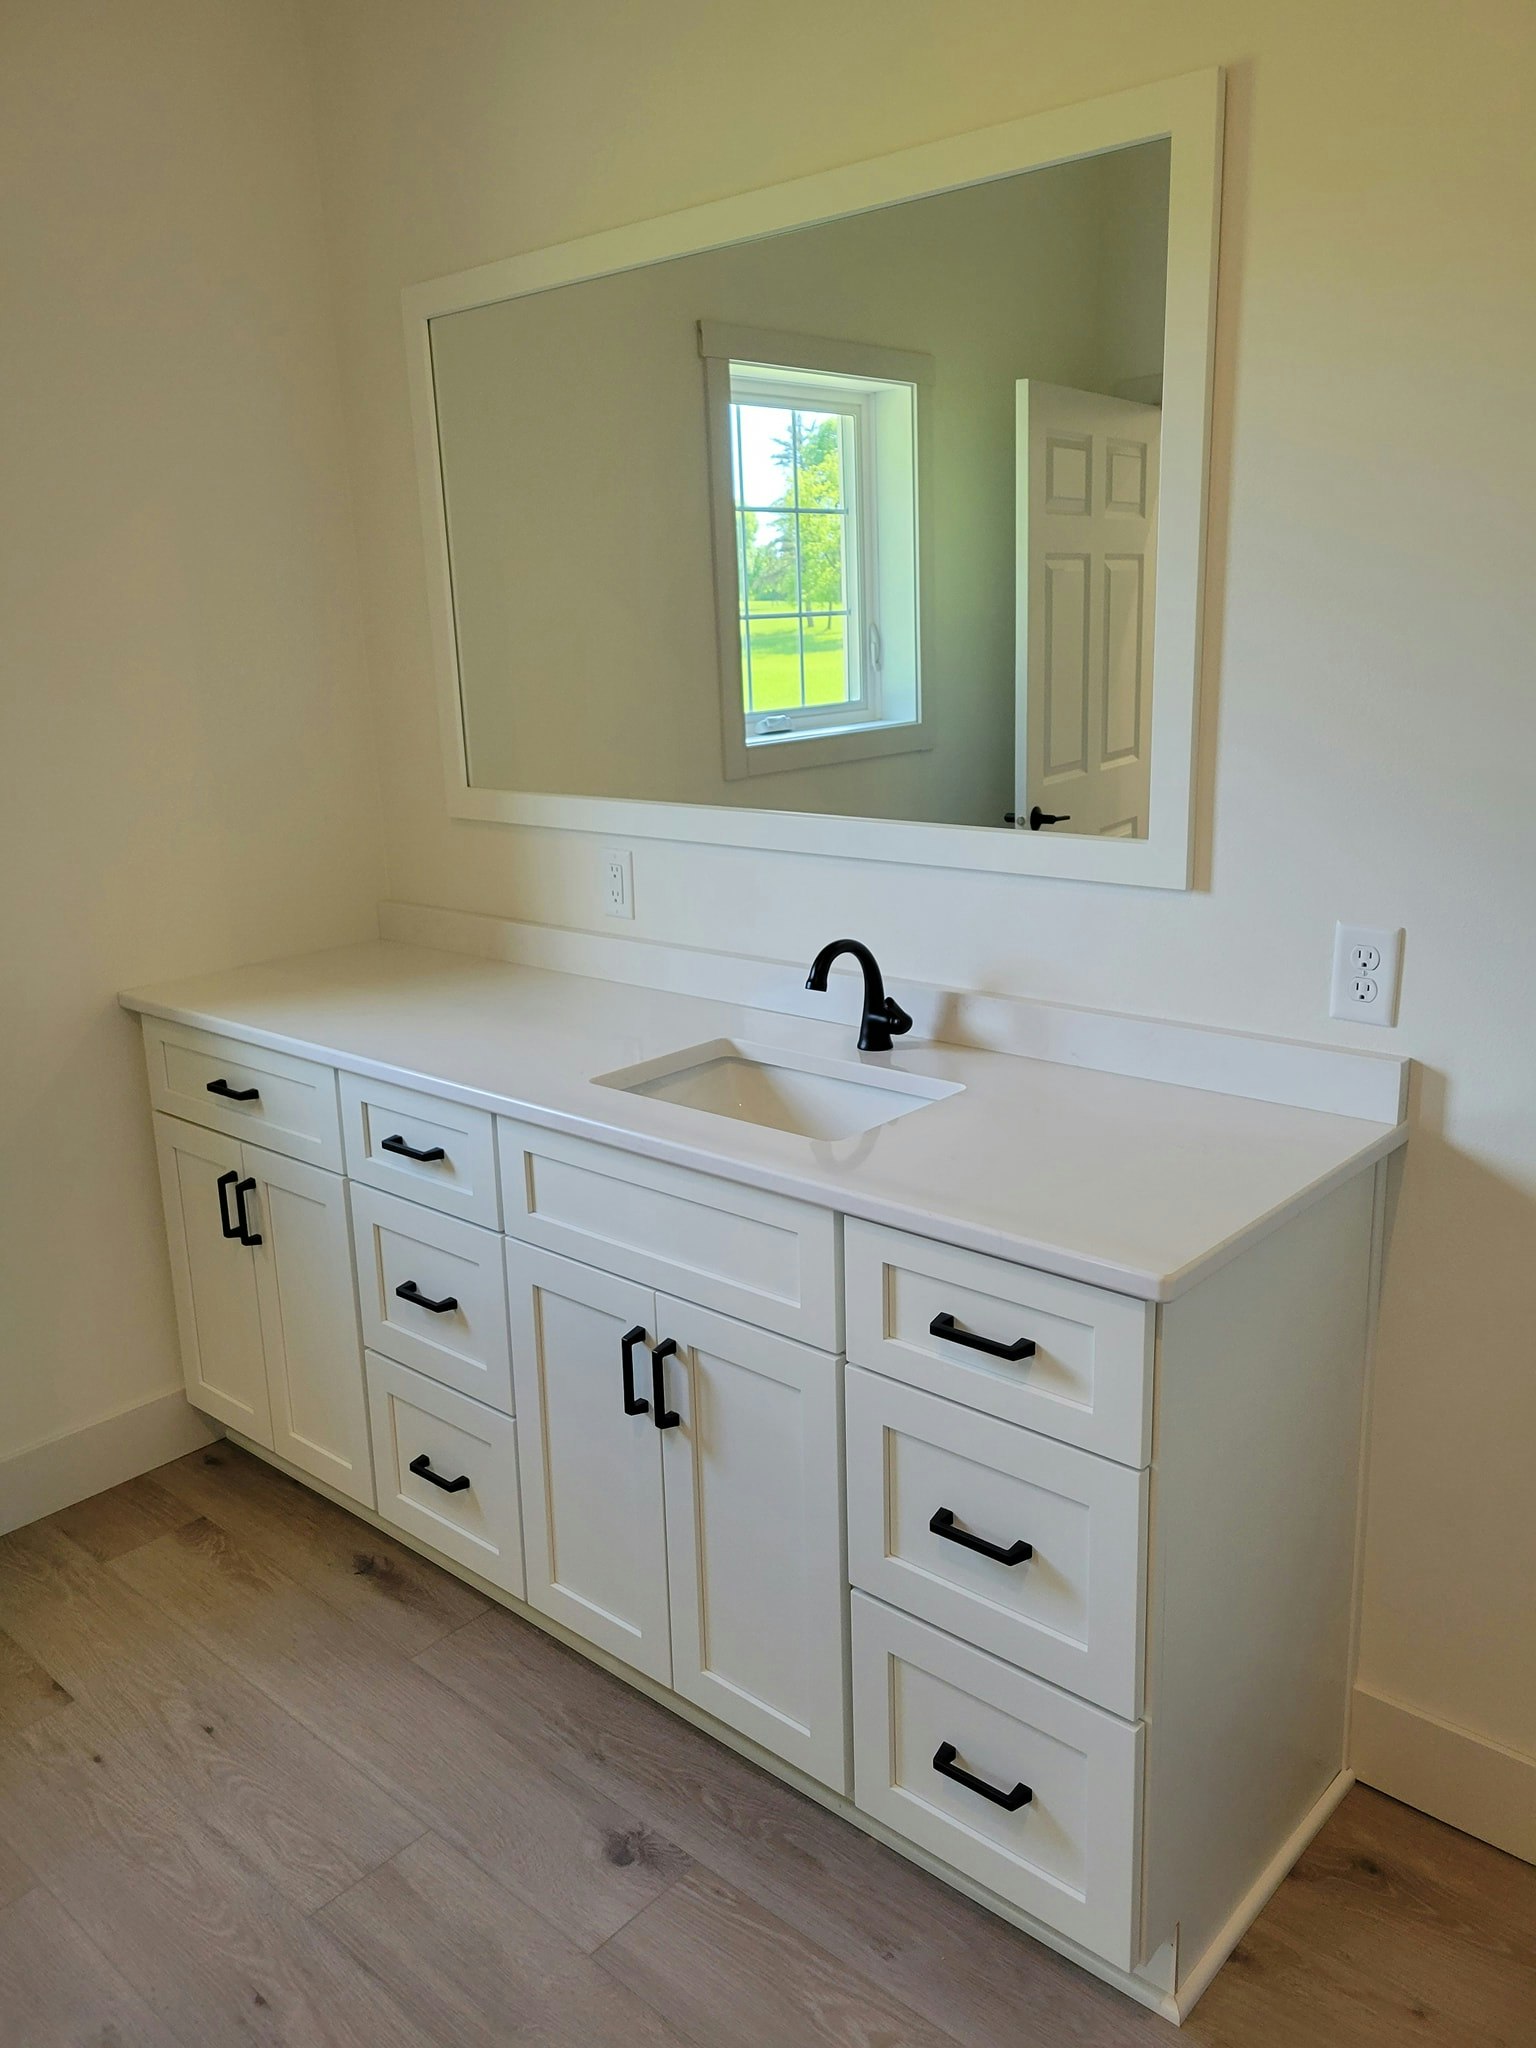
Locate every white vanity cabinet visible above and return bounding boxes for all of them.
[127,945,1403,2027]
[507,1238,849,1791]
[150,1109,373,1506]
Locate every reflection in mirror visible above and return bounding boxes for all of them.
[432,138,1169,837]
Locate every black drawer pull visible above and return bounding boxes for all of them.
[395,1281,459,1315]
[650,1338,681,1429]
[232,1177,262,1247]
[932,1741,1032,1812]
[207,1077,260,1102]
[408,1453,470,1494]
[216,1169,243,1241]
[381,1133,447,1163]
[929,1506,1032,1567]
[620,1324,650,1416]
[929,1312,1036,1364]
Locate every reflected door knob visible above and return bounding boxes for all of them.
[1028,806,1070,831]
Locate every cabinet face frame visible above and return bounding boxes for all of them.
[404,68,1223,890]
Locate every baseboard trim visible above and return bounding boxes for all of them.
[1171,1767,1355,2021]
[0,1387,219,1536]
[1352,1685,1536,1863]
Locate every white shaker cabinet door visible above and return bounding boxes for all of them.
[507,1241,671,1684]
[657,1295,849,1792]
[241,1142,373,1508]
[152,1113,271,1444]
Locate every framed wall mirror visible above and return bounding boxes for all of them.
[405,70,1222,888]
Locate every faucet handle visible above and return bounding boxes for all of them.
[883,996,914,1038]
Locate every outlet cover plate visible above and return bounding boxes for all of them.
[1330,922,1402,1027]
[601,846,634,920]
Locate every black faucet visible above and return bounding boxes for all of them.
[805,940,913,1053]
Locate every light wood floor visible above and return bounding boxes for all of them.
[1,1444,1531,2047]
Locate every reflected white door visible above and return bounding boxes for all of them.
[1016,382,1159,838]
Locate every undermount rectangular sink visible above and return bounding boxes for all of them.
[593,1038,963,1141]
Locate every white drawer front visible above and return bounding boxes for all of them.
[851,1594,1142,1969]
[498,1119,840,1347]
[143,1019,341,1172]
[365,1352,523,1597]
[846,1369,1146,1718]
[350,1183,512,1412]
[340,1072,499,1228]
[845,1220,1152,1466]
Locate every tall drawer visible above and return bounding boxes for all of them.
[341,1071,499,1228]
[845,1220,1152,1467]
[846,1368,1146,1718]
[851,1594,1142,1970]
[350,1183,512,1412]
[365,1352,523,1598]
[142,1018,341,1172]
[498,1118,840,1347]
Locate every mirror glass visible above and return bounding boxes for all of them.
[432,138,1169,839]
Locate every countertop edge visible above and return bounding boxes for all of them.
[119,985,1408,1304]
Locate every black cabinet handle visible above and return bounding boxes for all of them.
[1027,807,1071,831]
[232,1176,262,1247]
[216,1169,243,1241]
[620,1324,650,1416]
[929,1312,1036,1364]
[381,1133,447,1163]
[929,1506,1032,1567]
[650,1338,681,1429]
[206,1078,260,1102]
[395,1280,458,1315]
[932,1742,1032,1812]
[408,1453,470,1494]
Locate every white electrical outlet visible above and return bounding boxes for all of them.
[600,846,634,920]
[1329,923,1402,1026]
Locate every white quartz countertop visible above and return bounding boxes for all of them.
[120,941,1406,1302]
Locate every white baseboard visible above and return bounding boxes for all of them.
[0,1387,219,1536]
[1352,1685,1535,1863]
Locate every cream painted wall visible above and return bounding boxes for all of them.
[306,0,1536,1834]
[0,1,383,1470]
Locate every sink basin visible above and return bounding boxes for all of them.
[593,1038,963,1141]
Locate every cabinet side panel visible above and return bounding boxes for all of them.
[1142,1172,1374,1971]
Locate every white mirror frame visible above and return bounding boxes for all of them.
[404,67,1223,890]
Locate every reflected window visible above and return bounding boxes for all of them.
[725,360,919,751]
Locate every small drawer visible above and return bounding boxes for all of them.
[350,1183,512,1412]
[340,1072,499,1229]
[142,1018,341,1172]
[498,1118,840,1347]
[851,1593,1142,1969]
[365,1352,523,1597]
[845,1220,1152,1467]
[846,1368,1146,1717]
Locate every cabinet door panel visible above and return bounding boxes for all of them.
[151,1114,270,1442]
[506,1242,669,1683]
[242,1143,373,1507]
[658,1295,848,1791]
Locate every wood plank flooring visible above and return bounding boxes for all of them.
[0,1443,1530,2047]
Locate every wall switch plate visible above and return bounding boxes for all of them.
[1329,923,1402,1026]
[600,846,634,920]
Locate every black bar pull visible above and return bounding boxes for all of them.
[620,1324,650,1416]
[381,1133,447,1163]
[650,1338,681,1429]
[395,1280,459,1315]
[929,1312,1036,1364]
[929,1506,1033,1567]
[216,1169,243,1241]
[232,1177,262,1247]
[206,1077,260,1102]
[932,1741,1032,1812]
[408,1453,470,1494]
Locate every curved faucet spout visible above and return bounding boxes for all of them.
[805,939,914,1054]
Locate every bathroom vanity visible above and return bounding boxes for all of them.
[121,926,1407,2023]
